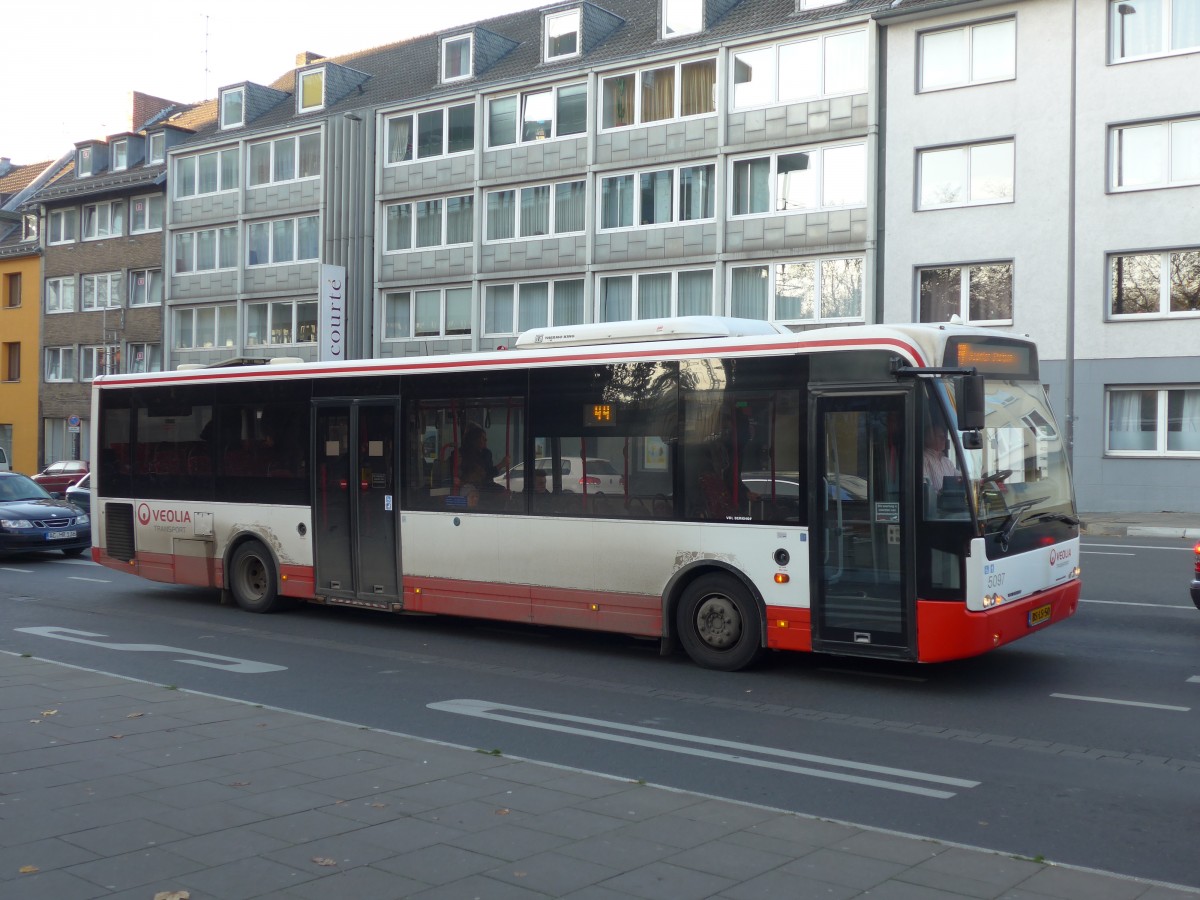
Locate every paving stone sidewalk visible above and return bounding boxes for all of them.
[1,652,1196,900]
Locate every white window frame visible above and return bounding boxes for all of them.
[126,342,163,374]
[484,179,587,242]
[80,345,119,382]
[48,209,77,245]
[487,82,589,147]
[247,132,321,187]
[441,34,474,83]
[1109,116,1200,192]
[596,268,716,322]
[244,299,319,347]
[916,261,1014,326]
[21,212,37,242]
[111,139,129,172]
[382,286,473,340]
[801,0,846,7]
[298,68,326,113]
[482,277,588,335]
[917,139,1015,210]
[148,133,165,163]
[918,18,1017,92]
[246,215,321,267]
[663,0,704,39]
[383,195,473,252]
[172,305,239,350]
[599,163,718,231]
[1108,247,1200,319]
[1110,0,1200,63]
[45,277,76,314]
[175,148,240,199]
[545,9,582,61]
[174,226,239,274]
[81,200,124,241]
[730,29,867,110]
[220,87,246,129]
[384,102,475,165]
[599,57,718,130]
[81,273,123,311]
[129,269,163,308]
[729,142,867,217]
[45,347,75,383]
[1106,385,1200,457]
[728,256,866,324]
[129,194,164,234]
[77,146,94,177]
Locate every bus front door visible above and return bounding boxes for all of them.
[811,391,915,659]
[313,401,400,607]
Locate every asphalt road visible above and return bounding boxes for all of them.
[1,535,1197,888]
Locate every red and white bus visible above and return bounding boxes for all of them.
[91,317,1080,670]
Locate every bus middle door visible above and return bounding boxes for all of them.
[313,400,400,608]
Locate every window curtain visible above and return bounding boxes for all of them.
[272,220,294,263]
[731,266,769,319]
[1168,389,1200,451]
[553,279,585,325]
[1173,0,1200,50]
[485,285,514,334]
[638,273,671,319]
[601,176,633,228]
[733,158,770,215]
[487,192,516,241]
[448,104,474,154]
[388,117,413,163]
[679,165,714,220]
[677,270,713,316]
[489,97,517,147]
[680,59,715,116]
[600,276,633,322]
[1109,390,1156,451]
[384,292,410,340]
[415,200,442,248]
[446,196,473,245]
[554,181,586,233]
[1112,0,1163,58]
[520,186,551,237]
[641,67,675,122]
[518,282,550,331]
[640,171,673,225]
[602,75,634,128]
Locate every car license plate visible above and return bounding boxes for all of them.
[1028,603,1052,627]
[47,530,77,540]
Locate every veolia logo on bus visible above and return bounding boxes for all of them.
[319,264,347,362]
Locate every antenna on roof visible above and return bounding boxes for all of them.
[203,14,211,99]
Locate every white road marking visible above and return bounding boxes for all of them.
[67,576,110,583]
[14,626,286,674]
[1080,551,1134,556]
[1079,598,1193,610]
[429,699,978,799]
[1051,693,1189,712]
[56,558,99,566]
[1,567,34,574]
[1188,676,1200,684]
[1082,543,1193,552]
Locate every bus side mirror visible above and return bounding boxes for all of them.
[957,375,986,431]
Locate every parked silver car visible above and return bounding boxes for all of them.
[495,457,624,493]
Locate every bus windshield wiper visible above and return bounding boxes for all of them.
[1030,511,1081,526]
[998,496,1050,550]
[977,469,1012,488]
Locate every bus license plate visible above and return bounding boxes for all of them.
[47,530,77,540]
[1028,604,1052,627]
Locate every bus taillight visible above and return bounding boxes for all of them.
[1193,541,1200,577]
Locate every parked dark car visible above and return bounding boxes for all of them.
[0,471,92,557]
[32,459,89,495]
[1191,541,1200,610]
[65,472,91,514]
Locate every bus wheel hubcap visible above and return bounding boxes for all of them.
[244,561,265,597]
[696,595,740,649]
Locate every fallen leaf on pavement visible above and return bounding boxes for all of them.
[312,857,337,867]
[19,865,39,874]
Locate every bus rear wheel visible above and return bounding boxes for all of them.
[229,541,284,613]
[676,574,764,671]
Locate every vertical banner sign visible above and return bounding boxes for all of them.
[319,264,347,362]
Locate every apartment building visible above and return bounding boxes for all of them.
[878,0,1200,512]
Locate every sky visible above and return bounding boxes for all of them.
[2,0,550,165]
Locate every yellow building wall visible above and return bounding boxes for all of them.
[0,252,42,475]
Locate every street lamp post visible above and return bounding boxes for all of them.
[1117,3,1137,60]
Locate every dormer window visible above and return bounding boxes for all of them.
[545,9,581,61]
[111,139,128,171]
[801,0,845,8]
[77,146,94,177]
[148,133,165,163]
[298,68,325,112]
[220,87,246,129]
[663,0,703,38]
[21,213,38,242]
[442,34,473,82]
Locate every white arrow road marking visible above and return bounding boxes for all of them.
[67,576,110,583]
[15,626,286,674]
[1051,693,1189,712]
[1187,676,1200,684]
[429,699,978,799]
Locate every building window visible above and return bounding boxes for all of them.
[918,263,1013,325]
[175,148,239,198]
[731,29,867,109]
[442,34,473,82]
[173,305,238,350]
[46,277,76,314]
[245,299,318,346]
[248,133,321,186]
[21,213,37,242]
[731,143,866,215]
[384,196,473,251]
[81,273,123,311]
[77,146,94,177]
[599,164,716,229]
[1110,248,1200,317]
[598,269,714,322]
[1111,0,1200,62]
[81,200,125,240]
[383,287,473,339]
[601,58,717,129]
[485,180,586,240]
[920,18,1016,91]
[545,9,581,60]
[3,273,19,308]
[129,269,163,307]
[48,209,78,245]
[663,0,703,38]
[127,342,162,374]
[220,87,245,128]
[1107,387,1200,455]
[247,216,321,266]
[918,140,1014,209]
[148,133,165,163]
[1110,117,1200,191]
[175,226,239,274]
[2,342,18,382]
[484,278,587,334]
[45,347,75,383]
[488,84,587,147]
[386,102,474,164]
[111,139,129,171]
[80,345,119,382]
[298,68,325,112]
[129,194,164,233]
[729,257,865,323]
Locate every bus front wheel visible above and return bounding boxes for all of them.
[229,541,284,613]
[676,574,764,671]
